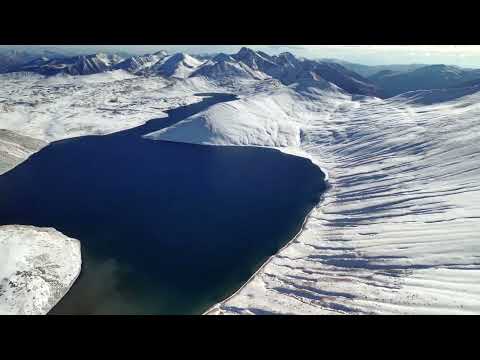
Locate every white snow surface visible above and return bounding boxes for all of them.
[147,84,480,314]
[192,59,271,81]
[0,72,222,315]
[153,53,205,79]
[2,67,480,315]
[146,87,305,147]
[0,225,81,315]
[0,129,46,175]
[0,72,217,142]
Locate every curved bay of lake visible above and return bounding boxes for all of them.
[0,94,326,314]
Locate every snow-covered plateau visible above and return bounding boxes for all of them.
[0,70,220,145]
[1,47,480,314]
[149,84,480,314]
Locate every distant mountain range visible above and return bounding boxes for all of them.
[2,47,480,98]
[323,59,428,78]
[367,64,480,97]
[17,53,124,76]
[190,47,381,96]
[0,50,67,73]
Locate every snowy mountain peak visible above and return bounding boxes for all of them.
[16,53,110,76]
[212,53,235,62]
[153,50,168,57]
[71,53,118,73]
[168,52,201,65]
[153,53,204,78]
[234,47,276,67]
[191,58,270,81]
[232,48,279,77]
[277,52,298,65]
[236,47,256,57]
[94,52,124,66]
[113,51,169,74]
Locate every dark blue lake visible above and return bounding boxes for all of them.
[0,94,326,314]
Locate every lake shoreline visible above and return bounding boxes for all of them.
[0,93,326,315]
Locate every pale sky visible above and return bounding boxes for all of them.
[2,45,480,68]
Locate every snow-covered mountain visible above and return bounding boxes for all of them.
[191,49,294,82]
[151,53,204,79]
[369,64,480,97]
[228,48,381,96]
[191,58,270,80]
[16,53,124,76]
[232,47,280,74]
[323,59,427,78]
[190,47,381,96]
[308,61,381,97]
[5,47,480,100]
[0,49,79,74]
[0,50,41,73]
[212,53,236,62]
[113,50,168,74]
[455,77,480,88]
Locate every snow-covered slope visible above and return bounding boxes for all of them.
[191,59,270,81]
[4,48,381,97]
[147,85,480,314]
[113,51,169,74]
[16,53,124,76]
[0,71,216,142]
[0,225,81,315]
[0,129,46,175]
[312,61,381,97]
[232,47,279,74]
[0,50,40,73]
[145,87,337,147]
[391,85,480,105]
[228,48,381,96]
[212,53,236,62]
[327,60,426,78]
[152,53,204,79]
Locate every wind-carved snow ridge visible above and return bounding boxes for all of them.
[148,85,480,314]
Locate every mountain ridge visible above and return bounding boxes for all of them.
[4,47,480,99]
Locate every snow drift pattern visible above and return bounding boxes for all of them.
[151,86,480,314]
